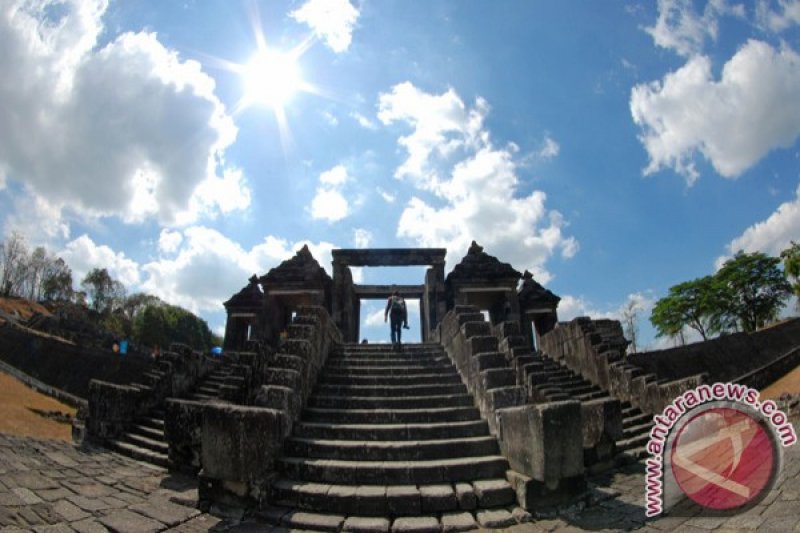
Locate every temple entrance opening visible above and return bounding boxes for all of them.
[355,266,427,343]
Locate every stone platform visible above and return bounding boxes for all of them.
[1,432,798,532]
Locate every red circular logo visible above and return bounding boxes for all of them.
[671,407,776,510]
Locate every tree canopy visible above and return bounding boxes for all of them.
[650,250,792,342]
[781,241,800,301]
[0,232,222,351]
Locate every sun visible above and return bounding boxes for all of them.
[241,48,303,109]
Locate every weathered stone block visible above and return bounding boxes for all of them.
[254,385,297,417]
[581,398,622,449]
[273,353,306,374]
[264,368,303,391]
[472,352,507,372]
[469,336,498,355]
[581,398,622,472]
[201,404,288,486]
[164,399,205,474]
[479,368,515,391]
[461,321,491,339]
[87,380,142,441]
[496,401,584,488]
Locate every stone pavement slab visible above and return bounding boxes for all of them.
[0,431,798,532]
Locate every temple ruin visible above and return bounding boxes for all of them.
[84,242,800,531]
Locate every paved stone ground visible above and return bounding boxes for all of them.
[0,432,798,532]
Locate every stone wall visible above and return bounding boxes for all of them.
[0,322,151,399]
[539,317,704,415]
[436,306,586,507]
[490,319,622,473]
[197,306,341,509]
[627,318,800,384]
[88,345,219,444]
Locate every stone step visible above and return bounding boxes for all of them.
[130,424,164,441]
[575,391,610,402]
[285,435,499,461]
[623,421,653,438]
[318,372,464,386]
[302,406,482,424]
[277,455,510,485]
[138,416,164,431]
[271,478,515,517]
[313,382,468,398]
[293,420,491,441]
[334,343,443,354]
[121,432,168,454]
[189,393,214,401]
[623,412,652,428]
[325,356,451,367]
[559,383,597,396]
[262,506,522,532]
[108,440,169,468]
[320,365,461,377]
[308,394,475,410]
[616,432,650,452]
[195,386,219,396]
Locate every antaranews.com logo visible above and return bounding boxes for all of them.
[645,382,797,517]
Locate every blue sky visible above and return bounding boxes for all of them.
[1,0,799,347]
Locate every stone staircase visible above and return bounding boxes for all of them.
[522,351,652,462]
[107,366,232,469]
[265,343,521,531]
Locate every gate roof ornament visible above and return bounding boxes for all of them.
[260,244,332,289]
[223,274,263,310]
[446,241,521,285]
[518,270,561,308]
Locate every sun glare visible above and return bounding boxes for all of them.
[241,49,302,108]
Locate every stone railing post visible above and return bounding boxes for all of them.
[496,401,586,509]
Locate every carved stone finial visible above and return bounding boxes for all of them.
[468,241,484,255]
[248,274,259,285]
[523,270,533,281]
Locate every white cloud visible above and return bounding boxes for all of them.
[558,292,655,324]
[646,0,714,56]
[363,307,384,327]
[756,0,800,32]
[311,189,349,222]
[3,190,70,242]
[631,40,800,184]
[538,135,560,160]
[716,183,800,267]
[141,227,336,313]
[645,0,744,57]
[0,1,247,228]
[378,82,485,191]
[158,229,183,254]
[310,165,351,222]
[289,0,359,53]
[377,188,396,203]
[353,228,372,248]
[380,82,577,281]
[60,234,141,289]
[351,111,378,130]
[319,165,349,186]
[58,229,338,315]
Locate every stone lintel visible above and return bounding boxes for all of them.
[332,248,446,267]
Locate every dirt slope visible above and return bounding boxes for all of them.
[0,371,76,441]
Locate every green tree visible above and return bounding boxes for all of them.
[715,251,792,332]
[81,268,120,312]
[781,241,800,301]
[41,258,73,301]
[132,302,216,351]
[650,276,719,341]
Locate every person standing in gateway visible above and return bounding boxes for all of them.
[384,289,408,348]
